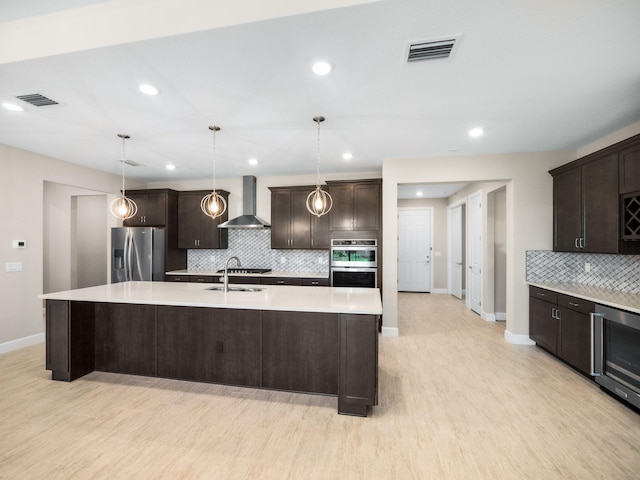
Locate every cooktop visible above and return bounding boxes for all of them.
[216,268,272,274]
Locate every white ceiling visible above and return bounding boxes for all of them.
[397,183,468,200]
[1,0,639,182]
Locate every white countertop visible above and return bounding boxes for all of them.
[39,281,381,315]
[528,282,640,314]
[166,270,329,279]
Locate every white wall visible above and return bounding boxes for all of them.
[382,151,574,340]
[0,145,126,351]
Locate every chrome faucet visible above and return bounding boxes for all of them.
[223,256,241,292]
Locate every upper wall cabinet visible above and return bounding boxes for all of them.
[178,190,229,249]
[550,133,640,254]
[123,189,177,227]
[326,179,381,232]
[269,186,329,249]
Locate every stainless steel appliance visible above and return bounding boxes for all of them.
[111,227,166,283]
[592,304,640,410]
[330,239,377,288]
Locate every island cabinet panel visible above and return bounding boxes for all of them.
[156,306,261,386]
[338,314,378,416]
[529,294,558,354]
[45,300,95,381]
[94,303,157,376]
[262,311,339,394]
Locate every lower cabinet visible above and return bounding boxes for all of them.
[46,301,379,416]
[529,286,594,375]
[262,311,339,394]
[157,306,261,386]
[94,303,157,376]
[339,313,378,416]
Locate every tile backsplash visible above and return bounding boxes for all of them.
[526,250,640,293]
[187,229,330,273]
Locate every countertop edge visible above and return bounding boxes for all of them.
[527,282,640,315]
[38,282,382,316]
[166,270,329,279]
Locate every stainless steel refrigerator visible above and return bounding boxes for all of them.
[111,227,166,283]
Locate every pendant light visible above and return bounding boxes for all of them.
[201,125,227,219]
[109,134,138,220]
[306,116,333,217]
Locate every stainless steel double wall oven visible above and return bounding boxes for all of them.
[330,239,377,288]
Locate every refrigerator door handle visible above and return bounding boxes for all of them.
[125,229,133,281]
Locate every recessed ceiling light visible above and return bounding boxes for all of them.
[139,84,159,96]
[166,164,176,170]
[248,158,258,166]
[469,127,484,138]
[312,61,332,75]
[2,102,24,112]
[342,152,353,160]
[416,191,423,197]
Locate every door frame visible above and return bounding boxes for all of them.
[447,199,465,298]
[397,206,434,293]
[467,190,483,314]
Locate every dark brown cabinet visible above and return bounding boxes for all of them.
[157,306,261,386]
[551,153,618,253]
[121,188,186,273]
[619,140,640,194]
[94,303,157,376]
[123,189,173,227]
[262,310,339,394]
[45,300,95,381]
[178,190,229,249]
[269,186,329,249]
[339,313,378,416]
[327,179,381,232]
[529,286,595,375]
[46,300,379,416]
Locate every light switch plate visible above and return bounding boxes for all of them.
[6,262,23,272]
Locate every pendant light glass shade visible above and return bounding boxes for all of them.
[201,125,227,220]
[109,134,138,220]
[306,116,333,218]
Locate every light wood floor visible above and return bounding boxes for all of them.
[1,294,639,479]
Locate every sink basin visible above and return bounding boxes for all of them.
[206,286,264,293]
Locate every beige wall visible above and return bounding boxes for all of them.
[382,151,574,340]
[0,145,126,350]
[494,188,507,316]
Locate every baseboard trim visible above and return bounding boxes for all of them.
[381,326,399,337]
[504,330,535,345]
[431,288,448,295]
[481,311,496,322]
[0,333,45,355]
[495,312,507,321]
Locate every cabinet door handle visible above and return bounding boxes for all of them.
[575,238,579,248]
[580,237,585,248]
[537,292,546,297]
[552,308,556,319]
[569,302,579,307]
[277,280,285,284]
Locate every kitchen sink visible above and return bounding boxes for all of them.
[206,286,264,293]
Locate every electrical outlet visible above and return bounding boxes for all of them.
[280,256,286,264]
[584,263,591,273]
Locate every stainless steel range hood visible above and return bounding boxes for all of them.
[218,176,270,228]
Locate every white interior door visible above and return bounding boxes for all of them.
[468,191,482,314]
[398,208,432,292]
[449,204,463,299]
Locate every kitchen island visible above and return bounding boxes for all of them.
[39,281,382,416]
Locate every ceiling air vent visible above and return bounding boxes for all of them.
[406,35,462,62]
[15,93,60,107]
[122,159,145,167]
